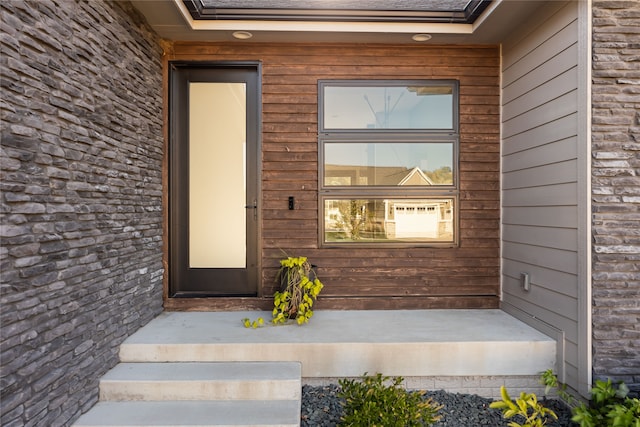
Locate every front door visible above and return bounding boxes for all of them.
[169,63,260,297]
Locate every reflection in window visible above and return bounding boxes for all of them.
[323,84,453,130]
[319,80,458,246]
[324,142,453,186]
[324,199,454,243]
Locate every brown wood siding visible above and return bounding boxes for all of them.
[165,43,500,310]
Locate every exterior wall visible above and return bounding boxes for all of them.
[591,0,640,393]
[500,1,591,395]
[0,1,164,426]
[165,43,501,310]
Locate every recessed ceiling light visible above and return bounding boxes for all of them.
[232,31,253,40]
[412,34,432,42]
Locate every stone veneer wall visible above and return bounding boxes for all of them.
[0,1,164,425]
[591,1,640,393]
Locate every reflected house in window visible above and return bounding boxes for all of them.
[320,80,458,246]
[324,164,454,242]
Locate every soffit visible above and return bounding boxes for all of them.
[131,0,547,44]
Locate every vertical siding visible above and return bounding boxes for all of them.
[501,1,584,391]
[167,43,501,309]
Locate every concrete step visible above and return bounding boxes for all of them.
[100,362,301,401]
[73,362,302,427]
[118,310,556,378]
[72,400,300,427]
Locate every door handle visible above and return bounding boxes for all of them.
[245,200,257,220]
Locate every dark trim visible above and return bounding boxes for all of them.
[464,0,491,22]
[317,79,460,248]
[317,195,459,249]
[318,136,459,192]
[318,79,459,134]
[183,1,492,24]
[168,61,262,297]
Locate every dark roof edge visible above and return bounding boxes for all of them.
[182,0,492,24]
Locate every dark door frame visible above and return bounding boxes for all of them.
[168,61,262,297]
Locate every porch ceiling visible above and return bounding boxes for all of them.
[131,0,547,44]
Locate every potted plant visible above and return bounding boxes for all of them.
[243,255,324,328]
[273,255,324,325]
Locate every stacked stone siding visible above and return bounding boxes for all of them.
[592,1,640,392]
[0,1,164,425]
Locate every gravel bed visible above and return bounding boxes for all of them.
[301,384,578,427]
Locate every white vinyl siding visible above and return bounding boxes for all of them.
[501,1,588,394]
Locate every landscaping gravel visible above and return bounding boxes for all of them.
[301,384,578,427]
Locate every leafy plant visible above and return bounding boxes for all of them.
[273,256,323,325]
[242,255,323,328]
[490,385,558,427]
[499,370,640,427]
[338,373,442,426]
[541,369,576,406]
[570,379,640,427]
[241,317,264,329]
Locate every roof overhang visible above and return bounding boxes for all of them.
[182,0,491,23]
[131,0,548,44]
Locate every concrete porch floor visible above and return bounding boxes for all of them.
[119,309,556,386]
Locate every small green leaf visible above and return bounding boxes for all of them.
[490,401,508,410]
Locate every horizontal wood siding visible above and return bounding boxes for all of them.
[167,43,500,309]
[501,1,581,387]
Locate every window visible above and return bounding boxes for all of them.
[319,80,459,247]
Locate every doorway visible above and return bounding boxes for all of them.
[169,63,260,297]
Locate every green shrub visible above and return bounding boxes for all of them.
[571,379,640,427]
[490,385,558,427]
[338,373,442,426]
[496,370,640,427]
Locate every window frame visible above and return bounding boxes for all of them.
[318,79,460,248]
[320,135,458,190]
[319,79,459,134]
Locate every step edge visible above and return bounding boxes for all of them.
[102,362,302,381]
[72,400,301,427]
